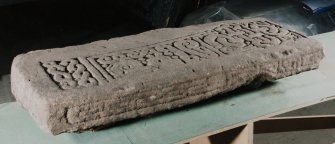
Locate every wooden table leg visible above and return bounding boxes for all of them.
[231,123,253,144]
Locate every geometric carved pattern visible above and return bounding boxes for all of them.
[41,19,305,90]
[42,58,98,89]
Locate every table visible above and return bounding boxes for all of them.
[1,31,335,144]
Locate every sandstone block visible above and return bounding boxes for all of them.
[11,18,324,135]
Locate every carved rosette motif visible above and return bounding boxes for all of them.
[41,19,305,90]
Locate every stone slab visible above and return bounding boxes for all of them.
[11,18,324,135]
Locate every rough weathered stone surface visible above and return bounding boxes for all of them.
[11,18,324,135]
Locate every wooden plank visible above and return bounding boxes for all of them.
[0,32,335,144]
[188,137,211,144]
[255,115,335,134]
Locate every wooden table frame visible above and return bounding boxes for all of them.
[185,114,335,144]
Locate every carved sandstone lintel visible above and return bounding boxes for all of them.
[11,18,323,135]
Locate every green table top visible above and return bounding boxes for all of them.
[1,32,335,144]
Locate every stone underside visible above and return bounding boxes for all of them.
[11,18,324,135]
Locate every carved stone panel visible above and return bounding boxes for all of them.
[11,18,324,135]
[42,19,305,90]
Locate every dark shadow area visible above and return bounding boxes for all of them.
[0,0,154,75]
[222,0,335,35]
[181,0,335,36]
[117,0,221,28]
[0,75,14,104]
[93,80,277,131]
[207,125,247,144]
